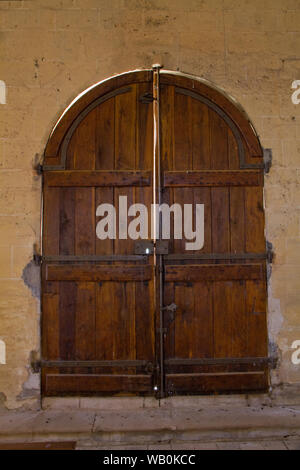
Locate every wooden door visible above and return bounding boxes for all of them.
[41,70,269,397]
[160,74,269,394]
[42,73,157,396]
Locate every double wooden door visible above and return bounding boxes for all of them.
[41,70,269,397]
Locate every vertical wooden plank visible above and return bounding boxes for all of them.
[114,187,134,254]
[231,280,248,357]
[213,282,232,358]
[59,188,75,255]
[245,186,265,253]
[174,92,192,170]
[95,187,114,255]
[73,107,96,170]
[246,280,268,357]
[164,281,175,360]
[75,188,95,255]
[59,281,76,360]
[210,109,229,170]
[136,82,153,170]
[214,281,248,358]
[174,284,194,358]
[230,187,245,253]
[112,282,136,360]
[42,293,59,360]
[172,187,192,253]
[96,98,115,170]
[193,188,211,253]
[211,187,230,253]
[135,280,155,360]
[95,282,113,360]
[192,99,211,170]
[160,84,174,171]
[43,187,60,255]
[228,128,240,170]
[115,86,137,170]
[75,282,95,360]
[193,282,214,358]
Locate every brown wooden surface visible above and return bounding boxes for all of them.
[164,170,263,187]
[42,71,268,397]
[44,170,151,187]
[165,264,264,281]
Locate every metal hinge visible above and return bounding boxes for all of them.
[35,163,43,175]
[30,351,41,373]
[139,92,155,104]
[266,241,274,264]
[263,148,272,174]
[33,244,42,266]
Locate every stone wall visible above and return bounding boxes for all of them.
[0,0,300,408]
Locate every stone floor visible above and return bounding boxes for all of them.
[0,403,300,450]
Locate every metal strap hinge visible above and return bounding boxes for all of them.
[33,244,42,266]
[263,148,272,174]
[139,92,156,104]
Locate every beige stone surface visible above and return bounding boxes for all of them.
[0,0,299,409]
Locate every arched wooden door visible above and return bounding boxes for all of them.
[41,69,269,397]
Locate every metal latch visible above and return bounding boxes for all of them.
[135,240,154,255]
[139,92,155,104]
[161,303,177,313]
[134,240,169,255]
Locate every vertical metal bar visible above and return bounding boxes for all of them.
[152,64,164,397]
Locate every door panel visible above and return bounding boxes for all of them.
[42,81,156,396]
[160,80,268,395]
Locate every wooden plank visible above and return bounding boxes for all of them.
[72,107,96,170]
[45,374,152,393]
[96,97,115,170]
[174,92,192,170]
[47,264,153,281]
[246,280,268,357]
[95,282,114,361]
[211,187,230,253]
[165,264,264,282]
[59,281,76,360]
[164,170,262,187]
[165,371,268,393]
[59,187,75,255]
[174,284,194,358]
[115,85,137,170]
[228,127,240,170]
[194,187,212,253]
[136,82,153,170]
[95,187,114,255]
[42,293,59,360]
[210,108,229,170]
[44,170,151,187]
[75,188,95,255]
[245,186,265,253]
[75,282,95,360]
[160,84,174,170]
[192,98,210,169]
[230,187,245,252]
[135,280,155,361]
[214,281,248,359]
